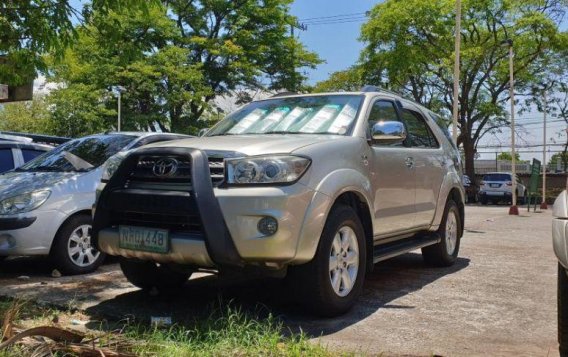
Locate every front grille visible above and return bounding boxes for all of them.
[126,155,225,187]
[112,211,203,234]
[208,157,225,186]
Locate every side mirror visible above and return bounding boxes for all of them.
[371,121,407,145]
[198,128,209,137]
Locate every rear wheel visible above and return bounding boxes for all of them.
[120,258,191,291]
[422,200,461,267]
[288,205,366,317]
[50,215,105,275]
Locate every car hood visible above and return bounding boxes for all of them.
[143,134,344,156]
[0,171,79,197]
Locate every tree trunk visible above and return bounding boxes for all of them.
[463,135,476,184]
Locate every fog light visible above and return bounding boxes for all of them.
[258,216,278,236]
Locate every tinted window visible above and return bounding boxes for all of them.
[401,109,438,148]
[19,135,136,172]
[483,174,512,181]
[0,149,14,172]
[207,95,363,136]
[22,149,45,162]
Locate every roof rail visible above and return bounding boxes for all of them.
[360,85,401,97]
[271,91,298,98]
[0,131,71,145]
[360,85,429,109]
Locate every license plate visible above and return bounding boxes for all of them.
[490,183,500,188]
[119,225,169,254]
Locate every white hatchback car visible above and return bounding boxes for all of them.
[0,132,189,274]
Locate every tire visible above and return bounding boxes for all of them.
[422,199,461,267]
[50,214,105,275]
[480,196,487,205]
[559,263,568,357]
[288,205,366,317]
[120,258,191,291]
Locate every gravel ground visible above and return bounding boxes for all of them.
[0,205,559,356]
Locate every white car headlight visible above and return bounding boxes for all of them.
[0,190,51,215]
[101,151,128,182]
[226,155,311,185]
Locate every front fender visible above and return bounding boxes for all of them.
[293,169,374,264]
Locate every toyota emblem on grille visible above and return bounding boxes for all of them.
[152,158,178,177]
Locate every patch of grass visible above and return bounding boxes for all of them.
[0,298,335,356]
[124,303,332,356]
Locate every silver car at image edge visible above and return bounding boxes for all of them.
[553,191,568,356]
[93,86,465,316]
[0,132,190,274]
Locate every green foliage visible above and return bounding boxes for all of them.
[313,66,365,92]
[46,1,321,134]
[0,96,53,134]
[0,0,154,86]
[548,151,568,171]
[497,151,521,161]
[317,0,567,179]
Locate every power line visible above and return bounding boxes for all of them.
[298,12,367,21]
[304,18,368,26]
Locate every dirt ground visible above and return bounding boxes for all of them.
[0,205,559,356]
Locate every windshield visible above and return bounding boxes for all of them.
[207,95,363,136]
[18,134,136,172]
[483,173,512,181]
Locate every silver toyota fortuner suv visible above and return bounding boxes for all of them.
[93,86,465,317]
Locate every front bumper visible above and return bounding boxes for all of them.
[93,148,317,269]
[0,209,65,256]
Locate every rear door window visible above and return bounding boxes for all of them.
[22,149,45,162]
[0,149,15,172]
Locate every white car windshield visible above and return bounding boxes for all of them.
[207,95,363,136]
[17,134,136,172]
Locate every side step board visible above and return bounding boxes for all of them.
[372,234,441,263]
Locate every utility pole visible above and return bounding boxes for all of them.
[502,39,518,215]
[289,22,307,92]
[113,85,126,132]
[452,0,462,145]
[541,89,548,209]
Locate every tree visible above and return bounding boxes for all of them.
[548,152,568,172]
[316,0,567,180]
[497,151,521,161]
[0,0,153,86]
[46,1,321,134]
[0,96,53,133]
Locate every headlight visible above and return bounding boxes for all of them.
[226,155,311,185]
[0,190,51,215]
[101,151,128,182]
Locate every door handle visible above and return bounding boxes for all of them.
[405,157,414,169]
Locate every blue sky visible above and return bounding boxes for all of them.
[289,0,378,84]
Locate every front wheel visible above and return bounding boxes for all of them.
[422,200,461,267]
[50,215,105,275]
[120,258,191,292]
[288,205,366,317]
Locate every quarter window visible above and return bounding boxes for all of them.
[0,149,14,172]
